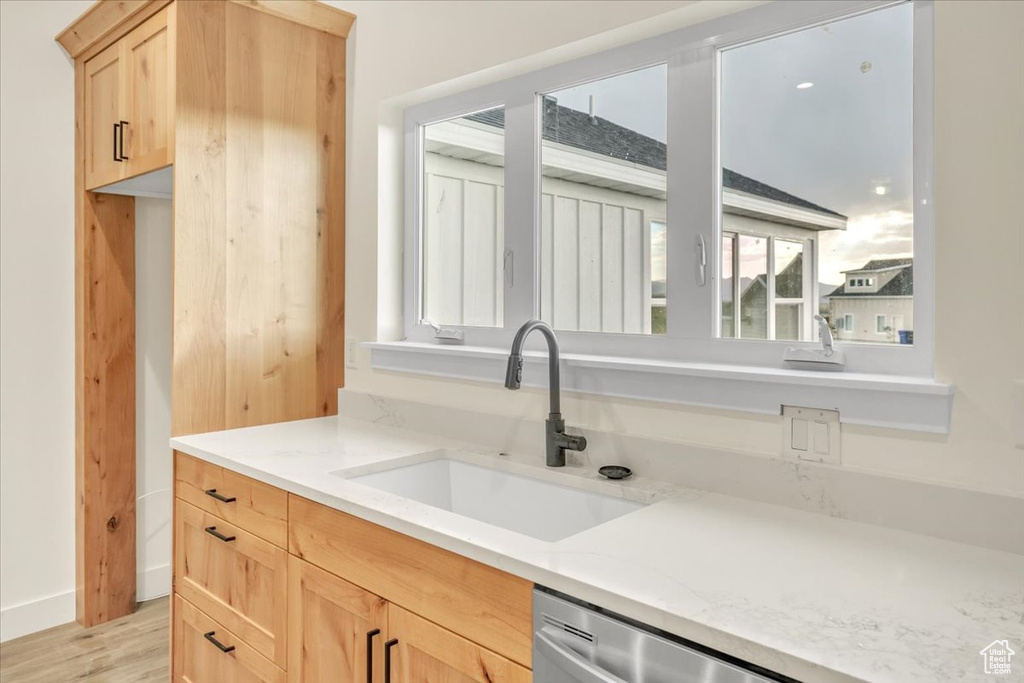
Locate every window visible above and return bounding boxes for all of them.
[421,107,505,328]
[538,66,667,336]
[877,314,888,333]
[400,0,935,389]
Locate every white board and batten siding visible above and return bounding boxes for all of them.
[423,154,505,327]
[424,152,664,334]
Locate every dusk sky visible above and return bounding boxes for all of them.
[552,2,914,286]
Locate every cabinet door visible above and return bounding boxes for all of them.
[388,605,532,683]
[175,500,288,668]
[288,556,388,683]
[122,5,173,178]
[173,596,286,683]
[83,40,124,190]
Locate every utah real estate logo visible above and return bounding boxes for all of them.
[980,640,1015,675]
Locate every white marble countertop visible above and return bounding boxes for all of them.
[172,416,1024,683]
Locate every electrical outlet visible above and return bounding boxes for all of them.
[345,338,359,370]
[782,405,841,464]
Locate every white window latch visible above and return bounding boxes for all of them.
[695,234,707,287]
[783,315,845,367]
[504,248,514,289]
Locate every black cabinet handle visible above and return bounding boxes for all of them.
[366,628,380,683]
[384,638,398,683]
[203,631,235,653]
[204,526,236,543]
[118,120,129,160]
[113,123,122,162]
[205,489,236,503]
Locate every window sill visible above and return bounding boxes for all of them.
[366,341,955,434]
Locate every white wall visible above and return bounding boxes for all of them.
[0,1,171,641]
[333,0,1024,496]
[135,198,173,603]
[0,0,94,642]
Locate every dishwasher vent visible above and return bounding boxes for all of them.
[542,614,595,643]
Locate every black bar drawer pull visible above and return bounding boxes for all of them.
[366,628,380,683]
[118,120,129,160]
[204,526,236,543]
[113,122,122,162]
[205,489,236,503]
[384,638,398,683]
[204,631,235,653]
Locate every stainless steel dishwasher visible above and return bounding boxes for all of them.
[533,588,789,683]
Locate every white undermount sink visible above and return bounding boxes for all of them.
[343,457,647,542]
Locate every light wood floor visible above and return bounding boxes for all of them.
[0,597,169,683]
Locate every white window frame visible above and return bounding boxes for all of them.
[377,0,953,433]
[877,314,888,333]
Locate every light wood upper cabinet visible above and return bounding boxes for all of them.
[83,40,124,189]
[82,4,173,190]
[121,6,174,176]
[388,605,532,683]
[287,556,388,683]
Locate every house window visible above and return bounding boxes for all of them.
[877,314,887,333]
[402,0,933,381]
[421,107,505,328]
[721,2,915,347]
[538,65,667,336]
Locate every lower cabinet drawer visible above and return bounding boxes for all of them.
[173,595,285,683]
[175,499,288,668]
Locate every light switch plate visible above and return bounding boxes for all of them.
[782,405,841,464]
[346,338,359,370]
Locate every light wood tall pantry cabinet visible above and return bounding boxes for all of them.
[83,6,172,190]
[58,0,350,630]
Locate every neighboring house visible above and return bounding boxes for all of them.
[423,97,847,338]
[827,258,913,343]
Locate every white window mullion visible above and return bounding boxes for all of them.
[666,46,716,340]
[767,237,776,341]
[502,90,539,330]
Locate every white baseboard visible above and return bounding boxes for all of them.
[0,564,171,643]
[0,589,74,643]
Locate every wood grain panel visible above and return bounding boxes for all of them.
[390,605,532,683]
[315,30,347,417]
[229,0,356,39]
[83,41,124,190]
[173,1,347,436]
[175,500,288,667]
[288,496,533,669]
[56,0,169,60]
[76,190,137,626]
[122,5,173,177]
[225,3,319,427]
[172,0,227,437]
[174,596,286,683]
[287,556,388,683]
[175,452,288,548]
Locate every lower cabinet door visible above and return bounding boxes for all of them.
[288,556,389,683]
[173,596,285,683]
[388,605,532,683]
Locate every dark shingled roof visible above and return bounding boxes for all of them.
[465,100,846,219]
[849,258,913,272]
[829,261,914,298]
